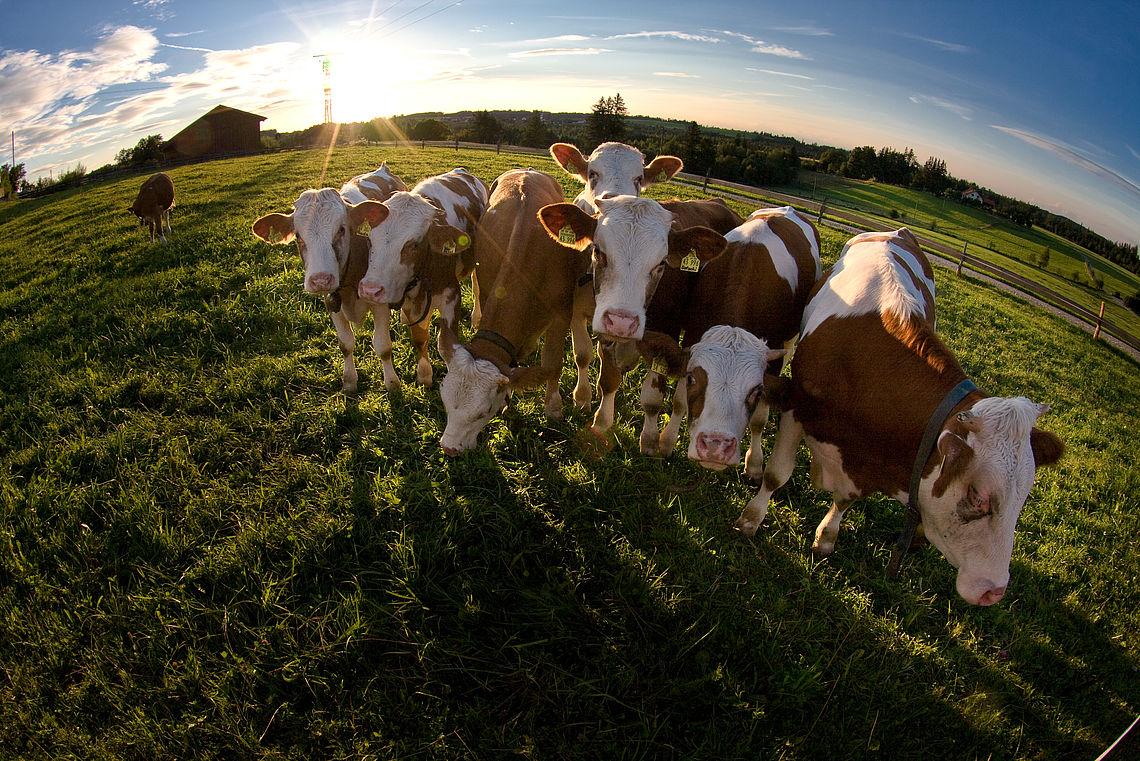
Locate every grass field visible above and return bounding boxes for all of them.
[1,145,1138,760]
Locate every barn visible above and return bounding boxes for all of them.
[163,105,266,160]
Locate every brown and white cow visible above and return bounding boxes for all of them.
[129,172,175,244]
[646,206,822,471]
[355,167,489,389]
[550,141,683,212]
[251,166,403,392]
[736,228,1064,606]
[438,169,594,455]
[539,196,737,436]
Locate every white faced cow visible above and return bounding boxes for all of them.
[355,168,489,389]
[736,228,1064,606]
[549,142,683,212]
[438,169,594,455]
[129,172,175,244]
[251,165,405,392]
[645,206,822,472]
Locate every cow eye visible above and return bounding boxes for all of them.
[588,171,599,182]
[594,249,608,268]
[746,385,762,410]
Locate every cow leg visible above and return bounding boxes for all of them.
[330,309,359,393]
[658,373,688,456]
[370,304,402,391]
[410,319,433,387]
[735,411,803,535]
[813,497,854,559]
[590,342,623,434]
[569,312,593,409]
[541,322,567,419]
[163,209,172,235]
[743,400,772,481]
[639,370,669,456]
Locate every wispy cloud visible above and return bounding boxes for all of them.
[164,30,205,39]
[910,93,973,120]
[606,30,722,44]
[161,42,216,53]
[508,48,612,58]
[1129,145,1140,162]
[903,33,970,53]
[654,71,700,78]
[493,34,593,47]
[772,24,833,36]
[747,67,814,81]
[993,125,1140,202]
[720,30,809,59]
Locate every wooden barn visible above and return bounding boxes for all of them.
[163,105,266,160]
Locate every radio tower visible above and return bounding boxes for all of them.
[313,53,339,123]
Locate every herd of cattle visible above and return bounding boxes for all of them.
[125,141,1068,607]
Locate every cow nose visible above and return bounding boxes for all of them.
[307,272,336,293]
[696,432,738,464]
[440,440,461,457]
[358,280,387,303]
[977,585,1007,606]
[601,309,641,339]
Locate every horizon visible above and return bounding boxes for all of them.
[2,0,1139,247]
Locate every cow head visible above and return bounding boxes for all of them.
[252,189,388,294]
[683,326,785,470]
[538,196,727,341]
[550,142,683,212]
[357,191,471,305]
[920,396,1064,605]
[438,336,557,455]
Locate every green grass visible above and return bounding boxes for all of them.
[0,145,1137,760]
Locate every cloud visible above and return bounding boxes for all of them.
[910,93,973,120]
[993,125,1140,202]
[747,67,814,81]
[653,72,700,78]
[771,24,833,36]
[164,30,205,38]
[494,34,593,47]
[719,30,809,59]
[508,48,612,58]
[606,31,722,44]
[161,42,216,53]
[903,33,970,53]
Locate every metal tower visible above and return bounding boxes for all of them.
[313,53,338,123]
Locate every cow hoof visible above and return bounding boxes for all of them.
[811,542,835,560]
[342,382,358,395]
[384,377,403,392]
[733,515,760,536]
[656,434,677,457]
[639,434,658,457]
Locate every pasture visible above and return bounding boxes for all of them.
[0,145,1137,760]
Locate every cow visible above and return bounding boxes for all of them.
[129,172,175,243]
[644,206,822,472]
[438,169,594,455]
[355,168,489,389]
[250,165,404,392]
[538,196,737,437]
[549,141,683,212]
[735,228,1064,606]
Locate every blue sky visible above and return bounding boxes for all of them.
[2,0,1139,246]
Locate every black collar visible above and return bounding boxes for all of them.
[474,329,518,365]
[886,378,978,578]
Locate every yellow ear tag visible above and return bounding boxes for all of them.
[680,250,701,273]
[442,241,456,255]
[457,234,470,248]
[357,222,371,236]
[651,357,669,375]
[559,225,577,245]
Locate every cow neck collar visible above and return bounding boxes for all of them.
[473,329,518,367]
[886,377,979,578]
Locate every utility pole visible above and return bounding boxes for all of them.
[313,53,340,124]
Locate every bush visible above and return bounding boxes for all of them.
[1125,292,1140,314]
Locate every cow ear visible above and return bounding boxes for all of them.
[506,365,558,391]
[637,331,685,376]
[933,430,976,498]
[550,143,589,180]
[643,155,684,186]
[428,222,471,256]
[347,200,389,234]
[538,203,596,251]
[667,227,727,269]
[1030,428,1064,468]
[252,213,295,244]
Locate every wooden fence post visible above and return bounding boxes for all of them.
[957,242,967,275]
[703,169,710,191]
[1094,301,1105,340]
[817,201,826,224]
[455,139,459,151]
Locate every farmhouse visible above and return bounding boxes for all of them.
[163,105,266,160]
[962,187,996,209]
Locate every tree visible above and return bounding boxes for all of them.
[115,134,164,166]
[408,118,451,141]
[916,156,949,195]
[1,163,25,200]
[587,93,628,147]
[466,110,502,144]
[519,111,553,148]
[844,146,877,179]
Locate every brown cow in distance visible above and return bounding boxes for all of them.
[129,172,175,244]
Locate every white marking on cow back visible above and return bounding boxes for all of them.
[800,230,934,338]
[746,206,821,279]
[414,169,487,232]
[725,210,801,289]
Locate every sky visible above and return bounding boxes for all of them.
[2,0,1139,247]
